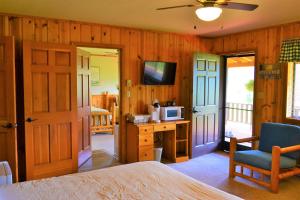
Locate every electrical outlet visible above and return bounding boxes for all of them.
[127,91,131,98]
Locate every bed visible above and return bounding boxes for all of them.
[0,161,242,200]
[91,105,116,134]
[91,93,118,134]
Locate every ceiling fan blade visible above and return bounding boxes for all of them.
[219,2,258,11]
[156,4,195,10]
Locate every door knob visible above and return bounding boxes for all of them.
[1,122,18,129]
[26,117,38,123]
[192,108,199,113]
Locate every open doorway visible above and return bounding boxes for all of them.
[224,55,255,148]
[77,47,120,170]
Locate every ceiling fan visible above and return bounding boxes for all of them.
[156,0,259,21]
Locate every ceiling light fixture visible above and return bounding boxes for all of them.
[195,7,223,21]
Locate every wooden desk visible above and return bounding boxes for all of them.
[126,120,190,163]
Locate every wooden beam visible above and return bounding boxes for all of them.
[280,145,300,154]
[279,168,300,179]
[271,146,281,193]
[235,162,271,175]
[235,172,271,188]
[236,136,259,143]
[227,60,255,68]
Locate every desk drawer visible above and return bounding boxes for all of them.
[139,146,153,161]
[154,124,176,132]
[139,126,153,135]
[139,134,153,146]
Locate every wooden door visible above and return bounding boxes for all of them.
[23,41,78,180]
[77,48,91,167]
[192,53,221,157]
[0,37,18,181]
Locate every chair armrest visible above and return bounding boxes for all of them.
[280,145,300,154]
[230,136,259,152]
[236,136,259,143]
[272,145,300,170]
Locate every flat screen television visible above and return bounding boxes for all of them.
[142,61,177,85]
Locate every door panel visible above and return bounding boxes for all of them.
[32,72,49,112]
[51,123,72,161]
[23,41,77,180]
[33,125,50,165]
[196,76,206,106]
[192,53,221,157]
[77,48,91,167]
[56,73,71,111]
[208,77,216,105]
[0,37,18,181]
[195,115,205,145]
[207,114,217,143]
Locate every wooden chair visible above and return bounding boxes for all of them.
[229,122,300,193]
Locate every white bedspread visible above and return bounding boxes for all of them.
[0,161,242,200]
[91,106,109,113]
[91,106,112,122]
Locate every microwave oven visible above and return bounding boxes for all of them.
[160,106,184,121]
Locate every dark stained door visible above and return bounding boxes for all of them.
[192,53,221,157]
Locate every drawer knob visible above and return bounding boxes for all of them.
[144,153,147,156]
[144,129,147,132]
[164,126,166,129]
[144,139,148,142]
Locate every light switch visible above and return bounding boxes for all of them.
[126,80,132,87]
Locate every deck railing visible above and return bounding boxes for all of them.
[225,103,253,124]
[226,104,300,123]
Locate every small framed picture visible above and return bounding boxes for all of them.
[91,66,100,86]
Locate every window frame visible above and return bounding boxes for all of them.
[283,62,300,125]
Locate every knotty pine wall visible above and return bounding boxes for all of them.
[0,14,212,162]
[1,13,299,161]
[212,21,300,135]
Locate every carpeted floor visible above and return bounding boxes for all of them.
[168,152,300,200]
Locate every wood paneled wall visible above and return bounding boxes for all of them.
[212,21,300,134]
[1,13,299,162]
[0,14,212,162]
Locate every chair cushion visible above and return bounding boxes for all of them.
[234,150,297,170]
[259,123,300,160]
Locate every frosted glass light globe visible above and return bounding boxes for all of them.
[195,7,223,21]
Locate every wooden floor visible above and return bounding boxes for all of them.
[79,133,118,172]
[91,133,114,154]
[79,150,120,172]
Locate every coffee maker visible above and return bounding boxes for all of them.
[148,99,160,123]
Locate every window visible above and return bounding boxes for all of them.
[286,63,300,119]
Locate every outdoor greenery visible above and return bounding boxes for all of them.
[245,80,254,92]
